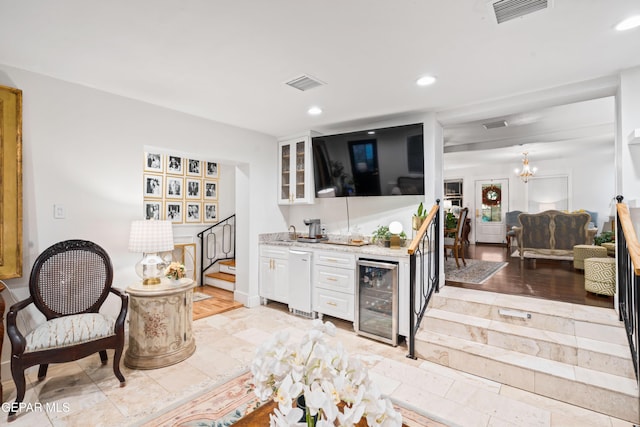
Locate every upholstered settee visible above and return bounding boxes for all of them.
[514,210,596,259]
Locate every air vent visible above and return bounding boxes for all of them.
[285,74,325,91]
[483,120,508,130]
[492,0,549,24]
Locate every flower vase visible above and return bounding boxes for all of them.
[296,395,317,426]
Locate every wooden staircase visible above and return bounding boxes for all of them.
[414,286,639,424]
[204,259,236,291]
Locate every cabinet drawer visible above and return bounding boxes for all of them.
[314,288,354,322]
[260,245,289,259]
[314,265,354,294]
[315,251,355,268]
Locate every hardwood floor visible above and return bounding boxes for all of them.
[192,285,244,320]
[446,244,614,309]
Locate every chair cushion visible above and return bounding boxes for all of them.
[25,313,116,353]
[443,237,455,245]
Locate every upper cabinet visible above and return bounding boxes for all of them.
[278,135,315,205]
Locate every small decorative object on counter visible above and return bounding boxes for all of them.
[165,262,186,281]
[251,319,402,426]
[372,225,407,247]
[412,202,427,230]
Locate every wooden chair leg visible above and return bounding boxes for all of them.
[460,244,467,266]
[8,365,26,421]
[453,246,460,268]
[37,364,49,381]
[99,350,108,365]
[112,347,126,386]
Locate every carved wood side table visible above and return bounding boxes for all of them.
[124,278,196,369]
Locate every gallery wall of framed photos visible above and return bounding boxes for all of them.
[143,151,219,224]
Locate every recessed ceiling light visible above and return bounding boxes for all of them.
[307,106,322,116]
[616,15,640,31]
[367,131,375,135]
[416,75,437,86]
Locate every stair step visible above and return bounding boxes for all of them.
[414,331,639,423]
[220,259,236,268]
[423,308,636,379]
[206,271,235,282]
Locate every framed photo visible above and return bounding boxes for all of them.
[167,155,183,175]
[143,200,162,220]
[204,202,218,223]
[144,152,163,173]
[166,176,184,199]
[187,159,202,177]
[143,174,163,198]
[205,161,218,178]
[165,201,183,223]
[186,178,202,199]
[203,180,218,200]
[186,202,202,223]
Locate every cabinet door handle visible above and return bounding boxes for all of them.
[327,301,337,307]
[326,277,338,282]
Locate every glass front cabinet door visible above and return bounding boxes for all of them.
[278,135,314,205]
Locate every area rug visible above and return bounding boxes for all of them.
[511,250,573,261]
[445,258,507,284]
[192,291,212,302]
[140,370,448,427]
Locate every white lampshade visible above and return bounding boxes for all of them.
[128,220,174,253]
[128,220,174,285]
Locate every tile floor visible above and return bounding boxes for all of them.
[0,302,635,427]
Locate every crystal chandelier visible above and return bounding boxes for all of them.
[515,152,537,183]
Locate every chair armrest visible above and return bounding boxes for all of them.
[587,228,597,244]
[6,297,35,355]
[109,287,129,334]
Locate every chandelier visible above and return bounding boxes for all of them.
[515,152,537,183]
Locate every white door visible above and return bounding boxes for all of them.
[475,179,509,244]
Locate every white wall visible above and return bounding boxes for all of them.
[618,66,640,206]
[444,143,615,242]
[0,64,283,381]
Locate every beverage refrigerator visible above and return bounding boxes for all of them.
[355,259,399,346]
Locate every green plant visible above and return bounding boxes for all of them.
[414,202,427,219]
[594,231,614,246]
[371,225,407,242]
[445,212,458,230]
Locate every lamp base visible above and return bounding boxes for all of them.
[142,277,162,285]
[389,235,401,249]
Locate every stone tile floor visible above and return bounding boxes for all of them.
[0,302,634,427]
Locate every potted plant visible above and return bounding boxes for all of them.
[412,202,427,230]
[371,225,407,247]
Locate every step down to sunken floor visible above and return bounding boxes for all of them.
[205,271,235,291]
[414,287,639,423]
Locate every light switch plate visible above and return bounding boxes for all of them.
[54,204,65,219]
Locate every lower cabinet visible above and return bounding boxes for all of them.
[313,251,356,321]
[259,245,289,304]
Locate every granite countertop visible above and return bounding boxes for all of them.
[259,232,412,258]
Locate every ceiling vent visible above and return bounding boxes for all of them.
[285,74,325,91]
[492,0,549,24]
[483,120,508,130]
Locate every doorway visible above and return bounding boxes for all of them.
[474,179,509,244]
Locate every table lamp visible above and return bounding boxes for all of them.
[388,221,403,249]
[128,220,174,285]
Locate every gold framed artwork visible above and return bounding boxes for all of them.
[185,202,201,223]
[143,200,162,220]
[166,201,183,223]
[204,203,218,223]
[0,85,23,279]
[142,152,220,224]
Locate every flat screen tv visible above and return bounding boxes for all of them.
[312,123,424,197]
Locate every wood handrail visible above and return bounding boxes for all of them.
[617,203,640,275]
[407,204,439,255]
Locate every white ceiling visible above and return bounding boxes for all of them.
[0,0,638,142]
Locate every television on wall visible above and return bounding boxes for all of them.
[312,123,424,197]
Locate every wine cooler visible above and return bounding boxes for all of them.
[355,259,399,346]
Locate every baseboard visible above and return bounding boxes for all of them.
[235,290,259,308]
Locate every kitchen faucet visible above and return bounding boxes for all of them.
[288,225,297,240]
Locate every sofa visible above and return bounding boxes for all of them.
[514,210,596,259]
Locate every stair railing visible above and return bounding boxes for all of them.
[406,200,440,359]
[615,196,640,385]
[197,214,235,286]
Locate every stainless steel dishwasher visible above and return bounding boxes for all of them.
[355,258,399,346]
[288,249,313,317]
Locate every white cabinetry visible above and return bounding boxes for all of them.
[313,251,356,321]
[259,245,289,304]
[278,135,314,205]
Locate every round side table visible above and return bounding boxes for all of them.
[124,278,196,369]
